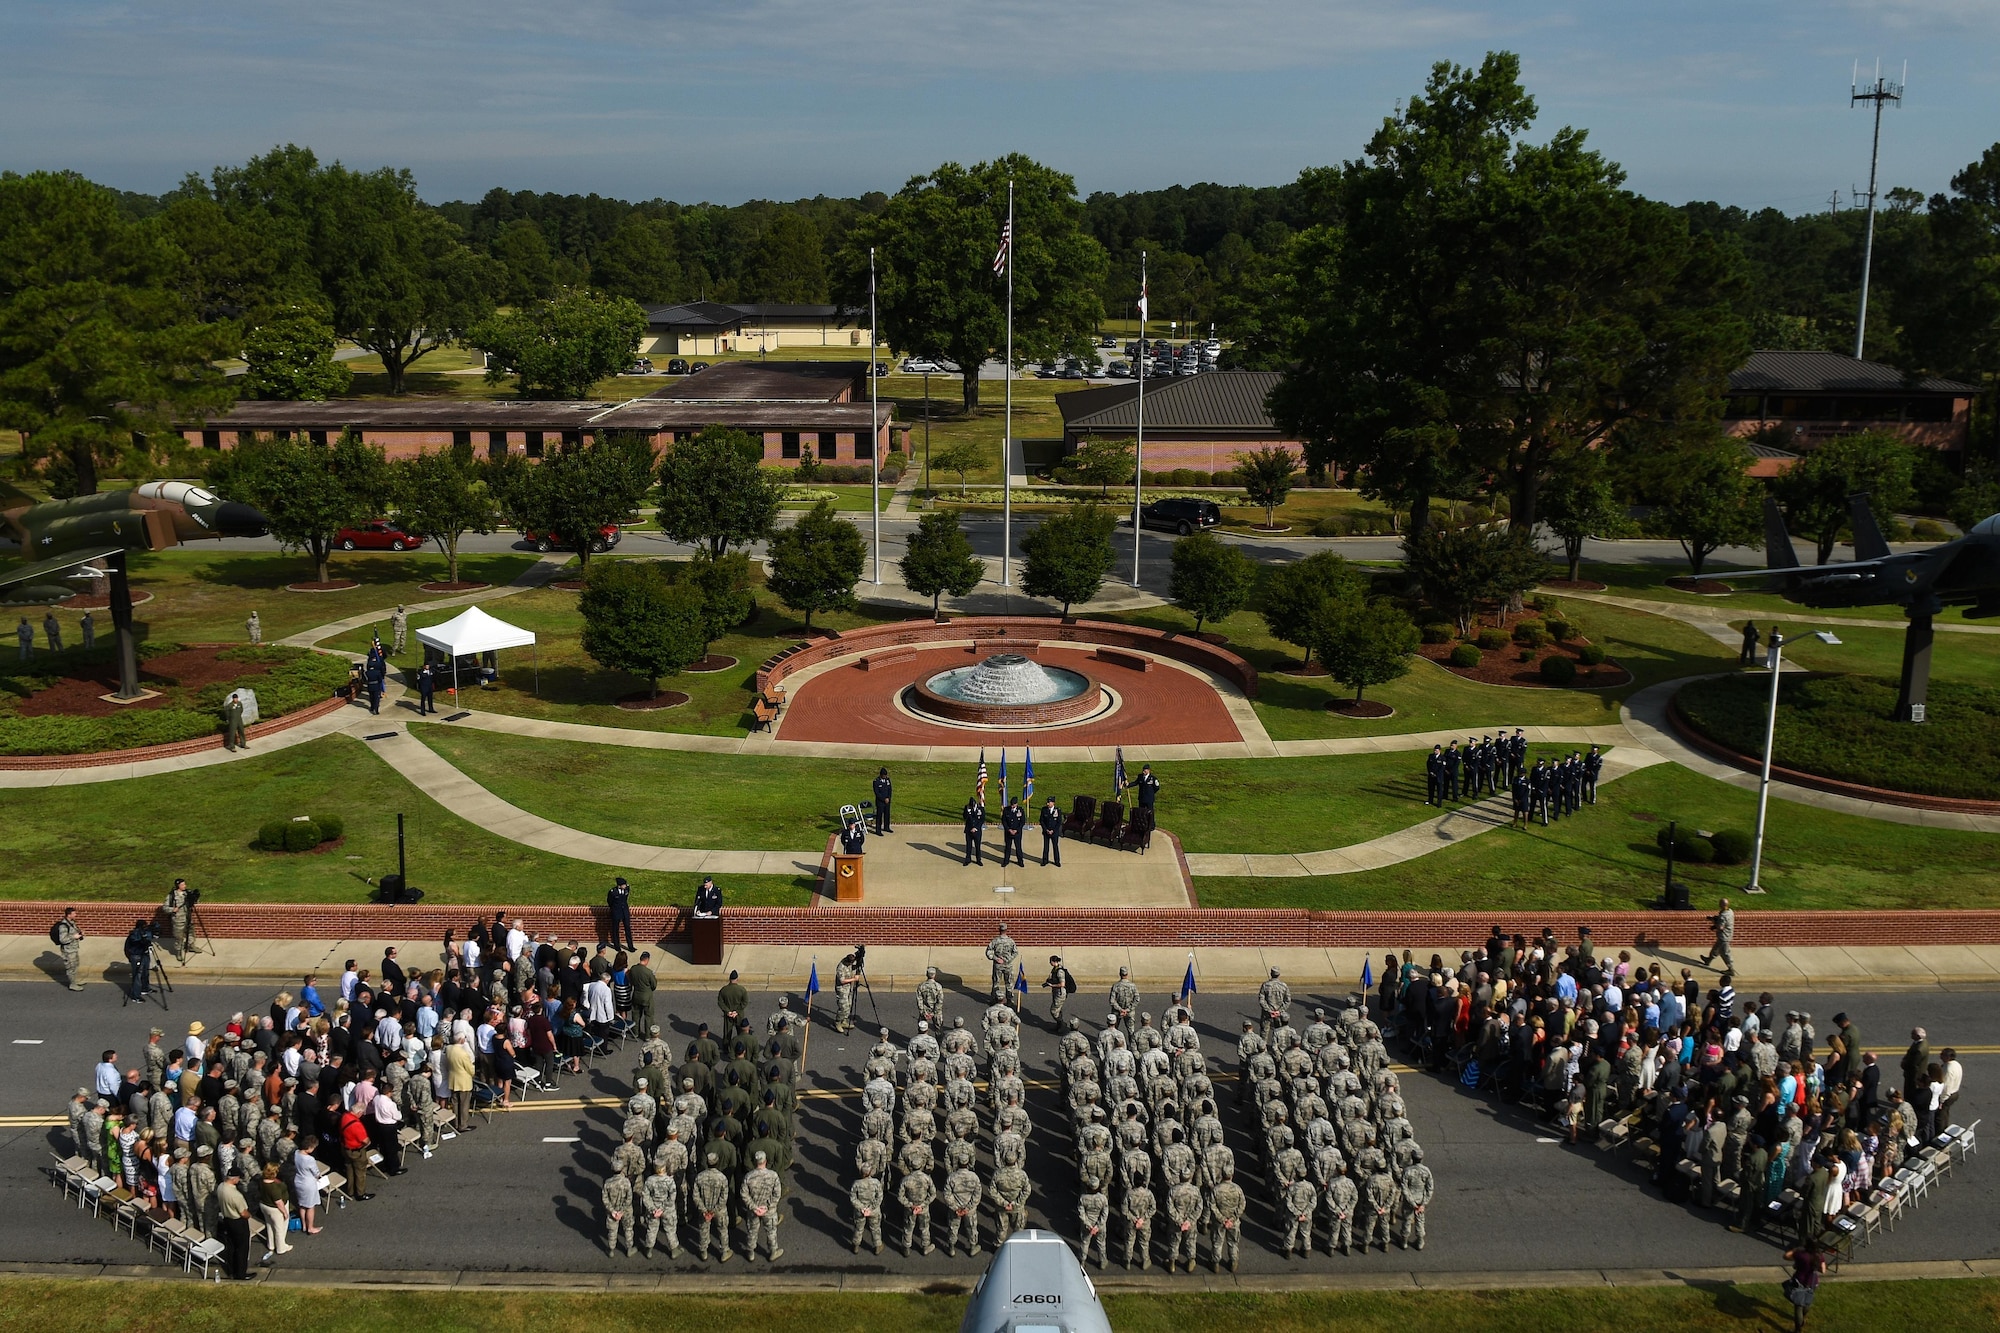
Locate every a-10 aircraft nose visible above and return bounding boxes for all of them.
[215,501,269,537]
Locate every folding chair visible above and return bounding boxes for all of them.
[49,1156,87,1204]
[1942,1119,1977,1162]
[514,1066,543,1102]
[150,1217,189,1263]
[1920,1144,1953,1182]
[323,1170,349,1208]
[112,1195,147,1238]
[470,1080,500,1124]
[186,1233,226,1280]
[80,1175,117,1216]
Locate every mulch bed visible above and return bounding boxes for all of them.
[285,580,361,593]
[256,836,349,857]
[418,581,491,592]
[1417,638,1633,690]
[551,580,587,591]
[684,654,739,674]
[1327,699,1395,718]
[1,588,156,610]
[1275,660,1330,677]
[1539,578,1608,592]
[1665,577,1736,595]
[14,646,273,718]
[614,690,690,711]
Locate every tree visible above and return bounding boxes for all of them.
[742,211,829,303]
[1539,447,1633,581]
[1259,551,1368,667]
[1020,503,1116,617]
[209,147,497,394]
[928,437,981,496]
[900,510,985,615]
[1267,53,1749,537]
[1771,430,1916,563]
[1402,522,1543,635]
[241,303,351,401]
[1899,143,2000,410]
[1063,437,1136,496]
[220,431,389,583]
[591,216,683,304]
[391,448,494,584]
[0,170,234,494]
[490,219,556,306]
[1649,438,1758,575]
[655,425,786,558]
[1312,597,1420,703]
[1235,445,1300,528]
[1168,532,1256,634]
[836,155,1107,411]
[579,560,707,699]
[494,435,651,570]
[766,499,866,631]
[679,551,756,658]
[469,287,647,399]
[1949,458,2000,534]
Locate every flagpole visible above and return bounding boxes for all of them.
[1131,250,1146,588]
[1002,177,1014,588]
[870,246,881,584]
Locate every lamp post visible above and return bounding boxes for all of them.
[922,369,931,502]
[1746,628,1841,893]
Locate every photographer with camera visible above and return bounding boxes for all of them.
[122,917,155,1001]
[833,947,865,1033]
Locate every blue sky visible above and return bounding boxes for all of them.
[4,1,1996,210]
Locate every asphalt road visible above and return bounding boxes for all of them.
[5,980,1991,1279]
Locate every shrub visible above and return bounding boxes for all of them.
[254,821,290,852]
[1578,643,1608,666]
[1169,469,1194,487]
[1545,619,1574,642]
[1530,594,1561,615]
[1449,644,1482,669]
[1517,648,1535,662]
[1211,469,1241,488]
[1654,826,1713,862]
[1475,628,1510,650]
[281,818,323,852]
[1420,623,1454,645]
[1911,518,1950,542]
[312,813,345,842]
[1540,654,1578,685]
[1514,623,1551,649]
[1709,828,1753,865]
[1311,516,1348,538]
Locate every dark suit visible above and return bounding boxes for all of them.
[871,775,893,833]
[1000,803,1027,867]
[962,801,986,865]
[1038,802,1063,867]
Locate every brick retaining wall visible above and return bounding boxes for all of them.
[755,616,1259,699]
[10,903,1999,950]
[0,689,356,771]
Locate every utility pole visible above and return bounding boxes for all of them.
[1850,59,1905,360]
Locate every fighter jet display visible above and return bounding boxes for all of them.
[1722,492,2000,720]
[958,1229,1111,1333]
[0,479,268,698]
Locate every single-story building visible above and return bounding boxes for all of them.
[640,302,875,356]
[183,363,903,466]
[1723,349,1980,453]
[1056,371,1302,472]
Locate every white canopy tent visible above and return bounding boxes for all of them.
[413,605,538,704]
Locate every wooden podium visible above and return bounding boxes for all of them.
[830,853,865,902]
[690,913,724,965]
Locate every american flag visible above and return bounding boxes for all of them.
[998,749,1008,805]
[1112,746,1127,800]
[975,748,988,805]
[1136,266,1148,323]
[992,219,1011,275]
[1022,747,1035,807]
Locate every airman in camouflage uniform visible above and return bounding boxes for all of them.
[1398,1147,1434,1250]
[1360,1163,1397,1251]
[942,1166,983,1254]
[1120,1182,1156,1269]
[1076,1176,1111,1267]
[601,1171,636,1255]
[740,1151,784,1260]
[690,1153,732,1261]
[898,1164,936,1254]
[1206,1160,1246,1272]
[1164,1180,1203,1272]
[850,1162,885,1253]
[916,967,946,1031]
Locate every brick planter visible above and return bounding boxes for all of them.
[0,689,356,771]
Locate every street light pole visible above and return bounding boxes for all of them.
[922,370,931,501]
[1746,631,1785,895]
[869,246,881,584]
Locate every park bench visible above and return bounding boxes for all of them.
[859,648,917,671]
[1093,647,1152,672]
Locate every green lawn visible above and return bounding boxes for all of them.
[1198,760,2000,912]
[0,1276,1992,1333]
[2,549,543,649]
[0,733,810,906]
[780,482,898,512]
[1575,561,1992,627]
[413,728,1495,856]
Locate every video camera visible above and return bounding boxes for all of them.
[853,943,867,971]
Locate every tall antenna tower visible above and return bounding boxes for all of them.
[1850,59,1906,359]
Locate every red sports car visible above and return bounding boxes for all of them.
[336,520,424,551]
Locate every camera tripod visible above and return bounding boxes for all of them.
[121,955,171,1012]
[851,946,882,1027]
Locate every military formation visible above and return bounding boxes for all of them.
[596,977,805,1260]
[1423,732,1603,828]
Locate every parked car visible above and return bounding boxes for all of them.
[901,357,944,373]
[666,358,690,375]
[1106,360,1131,377]
[336,520,424,551]
[872,362,891,377]
[623,357,654,374]
[1098,335,1118,348]
[689,362,709,373]
[521,524,622,554]
[1135,497,1223,535]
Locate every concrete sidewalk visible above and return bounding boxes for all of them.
[7,933,1997,995]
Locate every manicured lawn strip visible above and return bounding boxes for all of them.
[0,734,810,906]
[0,1276,1995,1333]
[1754,619,2000,685]
[412,728,1479,856]
[1196,761,2000,913]
[322,585,918,737]
[4,549,544,648]
[1576,560,1989,625]
[1674,674,2000,800]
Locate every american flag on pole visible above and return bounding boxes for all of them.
[998,749,1008,805]
[1136,270,1148,323]
[976,748,988,805]
[993,219,1011,275]
[1022,747,1035,807]
[1112,746,1128,801]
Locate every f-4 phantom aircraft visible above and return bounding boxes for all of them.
[1,480,268,698]
[1723,492,2000,721]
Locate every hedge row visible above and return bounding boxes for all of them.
[1674,673,2000,801]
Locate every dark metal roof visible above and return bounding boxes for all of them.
[732,303,851,322]
[1731,350,1980,396]
[648,361,863,403]
[589,401,892,431]
[1059,371,1286,433]
[641,301,748,331]
[192,400,606,430]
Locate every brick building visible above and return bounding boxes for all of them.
[639,302,873,356]
[1723,349,1980,454]
[1056,371,1302,472]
